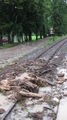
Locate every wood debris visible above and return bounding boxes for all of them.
[0,108,5,114]
[19,90,43,98]
[0,59,56,102]
[0,58,55,100]
[0,80,10,91]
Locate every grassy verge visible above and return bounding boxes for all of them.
[0,43,19,49]
[0,35,67,49]
[0,35,40,49]
[46,35,67,45]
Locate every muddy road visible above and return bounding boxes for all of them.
[0,39,67,120]
[0,38,48,68]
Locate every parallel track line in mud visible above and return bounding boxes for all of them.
[47,39,67,64]
[35,38,67,60]
[1,101,18,120]
[1,39,67,120]
[39,39,67,76]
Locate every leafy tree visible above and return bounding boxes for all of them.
[0,0,67,45]
[51,0,66,35]
[22,0,38,41]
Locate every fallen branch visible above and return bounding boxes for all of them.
[19,80,38,91]
[19,90,43,98]
[40,69,52,75]
[30,75,55,86]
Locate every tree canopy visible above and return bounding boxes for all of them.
[0,0,67,43]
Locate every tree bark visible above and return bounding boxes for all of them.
[36,33,38,40]
[11,32,14,44]
[0,32,3,45]
[29,32,32,41]
[17,36,21,43]
[43,25,46,38]
[25,34,28,42]
[19,91,42,98]
[22,33,23,43]
[40,32,42,39]
[8,33,11,43]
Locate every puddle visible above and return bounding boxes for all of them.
[5,97,53,120]
[54,56,59,59]
[39,87,52,94]
[43,116,53,120]
[0,93,13,111]
[26,102,51,113]
[7,104,29,120]
[56,58,67,120]
[57,68,67,78]
[57,97,67,120]
[0,93,14,119]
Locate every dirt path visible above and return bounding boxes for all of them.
[0,38,48,68]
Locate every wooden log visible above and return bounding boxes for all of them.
[6,78,38,92]
[31,76,55,86]
[19,79,37,88]
[19,79,38,92]
[0,85,11,91]
[0,80,10,91]
[19,91,43,98]
[29,75,46,86]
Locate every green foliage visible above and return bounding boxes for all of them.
[51,0,67,35]
[0,0,67,44]
[46,34,67,45]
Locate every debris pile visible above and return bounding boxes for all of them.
[0,72,48,99]
[0,59,57,100]
[0,58,66,120]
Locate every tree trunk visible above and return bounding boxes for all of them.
[17,35,21,43]
[36,33,38,40]
[29,32,32,41]
[12,32,14,44]
[25,34,28,42]
[18,32,22,43]
[22,33,23,43]
[43,25,46,38]
[18,37,21,43]
[0,32,3,45]
[19,91,42,98]
[8,33,11,43]
[40,32,42,39]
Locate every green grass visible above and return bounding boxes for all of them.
[0,35,40,49]
[1,35,67,49]
[32,35,40,41]
[0,43,18,49]
[46,35,67,45]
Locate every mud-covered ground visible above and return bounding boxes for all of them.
[0,39,67,120]
[0,38,49,68]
